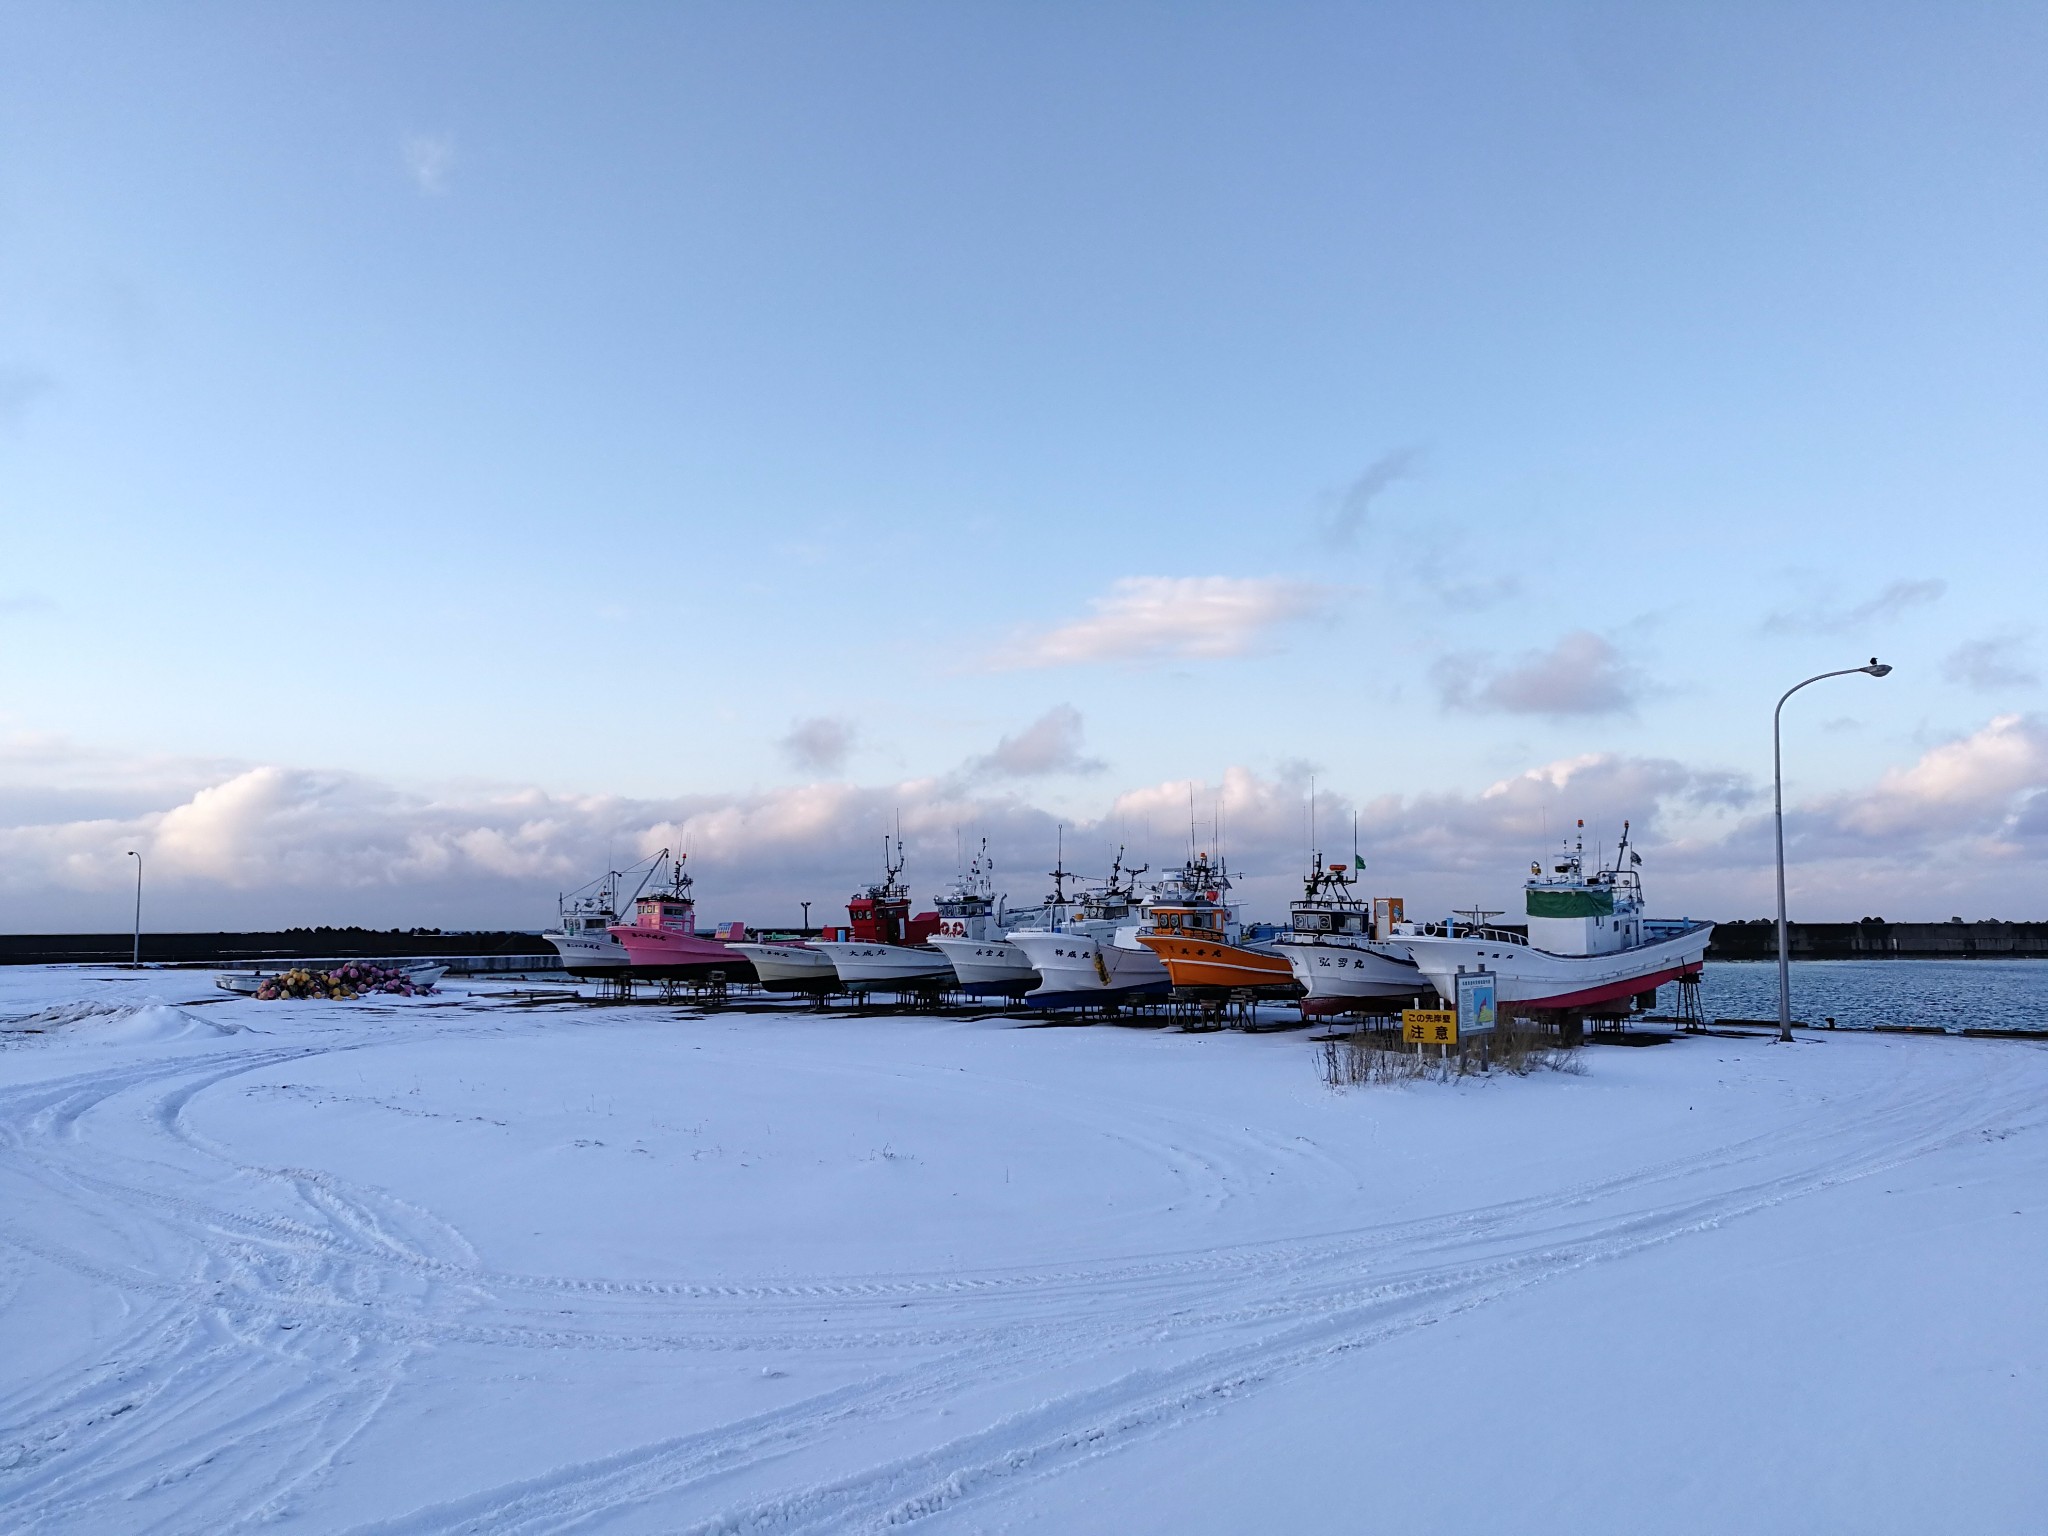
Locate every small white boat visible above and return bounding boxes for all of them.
[929,936,1040,995]
[812,941,954,990]
[1272,862,1425,1007]
[926,841,1045,997]
[1012,852,1168,1009]
[1393,823,1713,1011]
[1011,927,1168,1008]
[1275,937,1428,1005]
[808,836,951,993]
[728,941,838,992]
[543,852,667,976]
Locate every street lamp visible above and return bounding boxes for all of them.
[1774,658,1892,1042]
[126,850,143,967]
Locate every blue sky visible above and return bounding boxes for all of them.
[2,3,2044,930]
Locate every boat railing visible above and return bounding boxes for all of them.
[1400,921,1529,945]
[1642,918,1711,940]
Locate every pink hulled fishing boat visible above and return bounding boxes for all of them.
[607,857,757,982]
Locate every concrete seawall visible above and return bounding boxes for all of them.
[0,931,559,967]
[1707,920,2048,960]
[7,922,2043,968]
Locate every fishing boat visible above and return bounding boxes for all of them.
[1010,850,1169,1009]
[926,841,1033,997]
[1393,821,1713,1011]
[606,856,757,982]
[929,838,1082,997]
[1271,858,1426,1009]
[726,937,839,993]
[1135,851,1299,996]
[543,851,667,977]
[809,837,952,992]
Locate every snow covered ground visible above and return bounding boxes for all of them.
[1,966,2042,1534]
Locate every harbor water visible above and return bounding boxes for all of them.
[1692,959,2048,1035]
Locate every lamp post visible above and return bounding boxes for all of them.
[801,900,812,933]
[1774,659,1892,1043]
[126,850,143,967]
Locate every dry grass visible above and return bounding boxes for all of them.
[1488,1021,1586,1077]
[1319,1022,1583,1089]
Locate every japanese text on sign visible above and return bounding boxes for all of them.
[1403,1008,1457,1045]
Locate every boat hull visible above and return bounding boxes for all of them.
[608,926,757,983]
[1010,930,1170,1010]
[728,942,838,991]
[810,942,955,991]
[1137,933,1300,994]
[1273,938,1427,1006]
[545,929,631,977]
[1395,922,1714,1010]
[928,936,1040,996]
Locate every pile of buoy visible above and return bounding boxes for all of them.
[253,963,435,1001]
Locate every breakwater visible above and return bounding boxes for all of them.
[0,929,558,967]
[7,921,2043,968]
[1707,920,2048,961]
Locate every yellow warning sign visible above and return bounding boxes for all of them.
[1403,1009,1457,1046]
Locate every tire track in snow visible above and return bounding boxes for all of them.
[342,1054,2048,1535]
[3,1020,2041,1533]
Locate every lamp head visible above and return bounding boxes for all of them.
[1862,658,1893,678]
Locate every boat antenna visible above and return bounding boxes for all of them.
[1309,775,1318,870]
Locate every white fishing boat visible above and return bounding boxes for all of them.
[1393,821,1713,1011]
[929,840,1077,997]
[1272,860,1426,1007]
[1011,851,1169,1009]
[543,851,668,977]
[809,836,952,992]
[814,939,954,990]
[727,940,838,993]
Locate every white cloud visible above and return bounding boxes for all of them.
[1659,714,2048,914]
[1433,631,1646,718]
[994,576,1336,669]
[1821,713,2048,843]
[779,717,855,773]
[5,718,2046,930]
[966,706,1105,780]
[402,134,456,194]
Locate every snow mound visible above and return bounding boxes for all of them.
[0,1000,245,1043]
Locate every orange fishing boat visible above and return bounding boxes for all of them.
[1136,853,1300,995]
